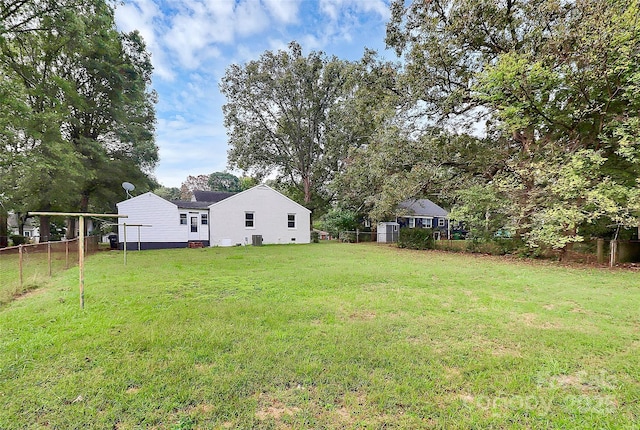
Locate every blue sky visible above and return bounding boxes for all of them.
[114,0,394,188]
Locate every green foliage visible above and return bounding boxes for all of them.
[310,231,319,243]
[9,234,28,246]
[154,186,181,201]
[370,0,640,255]
[0,0,157,223]
[208,172,241,192]
[239,176,258,191]
[221,41,361,213]
[449,185,510,241]
[318,208,359,237]
[398,227,434,250]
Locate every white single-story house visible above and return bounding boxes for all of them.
[7,213,40,242]
[116,184,311,249]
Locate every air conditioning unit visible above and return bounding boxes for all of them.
[252,235,263,246]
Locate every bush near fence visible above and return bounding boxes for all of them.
[398,227,434,250]
[0,236,99,305]
[339,231,375,243]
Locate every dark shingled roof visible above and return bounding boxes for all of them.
[171,200,212,210]
[192,190,236,203]
[398,199,448,217]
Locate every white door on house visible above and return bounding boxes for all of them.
[188,214,199,241]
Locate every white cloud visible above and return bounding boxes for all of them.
[235,0,270,36]
[115,0,393,187]
[319,0,389,20]
[263,0,301,23]
[114,0,176,80]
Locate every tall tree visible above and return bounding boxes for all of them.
[0,0,157,239]
[208,172,241,192]
[1,2,86,240]
[383,0,640,252]
[179,175,211,200]
[220,42,361,213]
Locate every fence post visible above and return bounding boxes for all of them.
[610,240,618,267]
[48,242,52,277]
[79,215,85,309]
[19,244,23,289]
[65,240,69,269]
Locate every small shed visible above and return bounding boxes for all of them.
[377,222,399,243]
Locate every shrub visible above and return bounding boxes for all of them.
[398,228,434,250]
[311,231,319,243]
[10,235,30,246]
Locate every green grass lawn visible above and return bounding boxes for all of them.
[0,245,77,305]
[1,242,638,429]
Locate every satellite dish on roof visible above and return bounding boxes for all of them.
[122,182,135,199]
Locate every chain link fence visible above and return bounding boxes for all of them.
[0,236,99,305]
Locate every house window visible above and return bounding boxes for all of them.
[191,216,198,233]
[288,214,296,229]
[24,231,31,237]
[438,218,446,227]
[424,218,432,228]
[180,214,187,225]
[201,214,208,225]
[409,218,415,228]
[245,212,254,228]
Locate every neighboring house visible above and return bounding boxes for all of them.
[395,198,450,240]
[116,184,310,249]
[7,213,40,242]
[313,229,332,240]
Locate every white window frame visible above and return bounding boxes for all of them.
[438,218,446,227]
[245,212,255,228]
[201,213,208,225]
[179,213,187,225]
[409,218,415,228]
[287,213,296,229]
[424,218,432,228]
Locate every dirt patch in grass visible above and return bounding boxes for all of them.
[550,371,616,393]
[255,393,301,422]
[349,311,376,320]
[444,366,462,379]
[517,312,562,330]
[10,285,47,303]
[186,403,216,414]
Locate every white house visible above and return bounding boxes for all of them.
[116,192,212,249]
[116,184,310,249]
[208,184,311,246]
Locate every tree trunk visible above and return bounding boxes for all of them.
[66,217,77,239]
[17,212,26,236]
[40,215,51,242]
[303,176,312,204]
[0,208,7,248]
[80,192,89,212]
